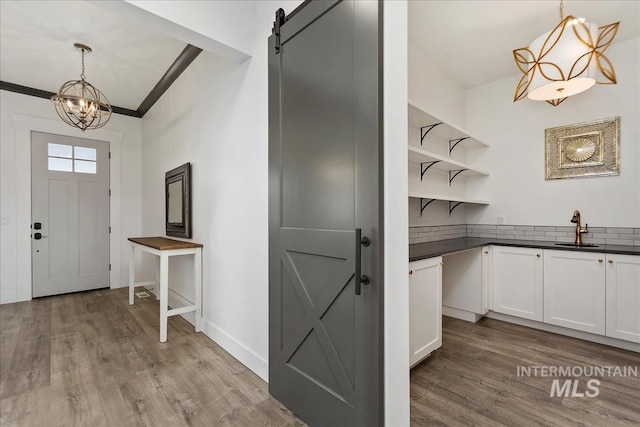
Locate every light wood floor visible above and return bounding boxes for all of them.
[411,316,640,426]
[3,289,639,427]
[0,287,304,427]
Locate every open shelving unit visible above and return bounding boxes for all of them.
[407,99,490,217]
[408,191,489,216]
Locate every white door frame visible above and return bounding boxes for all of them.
[9,113,124,301]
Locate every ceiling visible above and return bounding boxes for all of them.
[0,0,187,111]
[1,1,638,113]
[409,0,640,89]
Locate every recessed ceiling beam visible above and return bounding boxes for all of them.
[136,44,202,117]
[0,81,141,118]
[0,43,203,120]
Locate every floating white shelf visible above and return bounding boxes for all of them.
[408,146,489,176]
[409,191,490,206]
[408,99,489,149]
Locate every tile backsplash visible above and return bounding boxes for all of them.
[410,224,640,246]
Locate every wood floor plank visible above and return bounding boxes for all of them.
[0,288,303,426]
[5,288,637,426]
[411,316,640,426]
[0,301,28,378]
[1,298,51,399]
[0,385,51,427]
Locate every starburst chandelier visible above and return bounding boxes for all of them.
[513,0,619,106]
[51,43,112,130]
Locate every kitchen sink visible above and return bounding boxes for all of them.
[555,243,599,248]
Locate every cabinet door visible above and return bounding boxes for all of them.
[544,250,605,335]
[606,254,640,343]
[492,246,543,321]
[409,257,442,368]
[481,246,491,314]
[442,248,482,314]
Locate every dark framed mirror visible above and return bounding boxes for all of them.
[165,162,192,238]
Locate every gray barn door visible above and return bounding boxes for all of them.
[31,132,110,297]
[268,1,382,425]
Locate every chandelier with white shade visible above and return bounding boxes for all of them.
[513,0,619,106]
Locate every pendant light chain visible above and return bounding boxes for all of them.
[80,48,86,81]
[559,0,564,20]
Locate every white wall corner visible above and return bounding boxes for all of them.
[383,0,410,425]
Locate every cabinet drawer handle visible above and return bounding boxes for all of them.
[536,254,541,258]
[598,259,603,263]
[484,251,489,254]
[409,270,413,276]
[608,259,613,264]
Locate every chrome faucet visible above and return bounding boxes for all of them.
[570,210,589,245]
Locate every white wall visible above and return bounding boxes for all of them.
[0,90,142,304]
[90,0,253,63]
[138,2,411,423]
[466,37,640,227]
[408,42,480,227]
[408,42,467,131]
[384,3,410,426]
[137,0,301,383]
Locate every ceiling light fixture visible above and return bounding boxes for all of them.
[513,0,619,106]
[51,43,112,130]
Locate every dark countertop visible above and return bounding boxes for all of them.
[409,237,640,262]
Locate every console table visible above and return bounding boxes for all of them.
[128,237,203,342]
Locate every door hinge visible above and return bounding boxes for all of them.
[109,226,111,234]
[109,189,111,196]
[109,152,111,159]
[109,264,111,271]
[273,8,286,54]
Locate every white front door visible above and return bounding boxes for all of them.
[31,131,110,297]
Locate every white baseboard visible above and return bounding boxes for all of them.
[202,318,269,382]
[443,306,483,323]
[486,311,640,353]
[144,283,268,382]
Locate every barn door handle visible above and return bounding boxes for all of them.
[355,228,371,296]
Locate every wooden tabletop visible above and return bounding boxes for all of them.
[128,237,203,250]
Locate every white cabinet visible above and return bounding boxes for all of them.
[409,256,442,368]
[492,246,543,321]
[481,246,491,314]
[442,247,489,321]
[606,254,640,343]
[543,250,606,335]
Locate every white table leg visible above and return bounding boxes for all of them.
[159,252,169,342]
[194,248,202,333]
[129,244,135,305]
[155,256,160,300]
